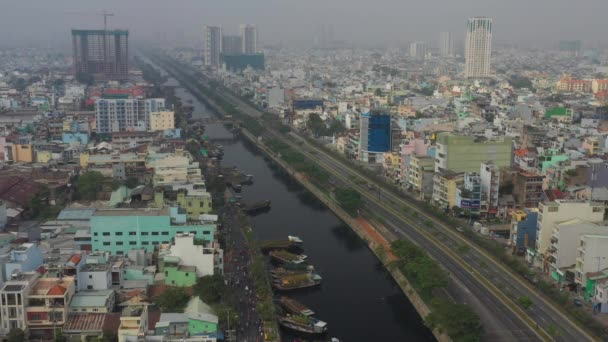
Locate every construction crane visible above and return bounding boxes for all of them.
[99,11,114,31]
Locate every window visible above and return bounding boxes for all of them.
[103,242,110,246]
[102,232,110,236]
[129,231,136,236]
[93,232,98,236]
[152,241,159,245]
[117,251,124,255]
[87,285,93,290]
[141,232,149,236]
[89,275,93,279]
[162,241,169,244]
[116,242,123,245]
[161,232,169,236]
[203,230,210,235]
[115,232,123,236]
[141,242,149,245]
[190,231,196,235]
[151,232,159,236]
[129,241,136,245]
[165,271,168,276]
[185,273,189,276]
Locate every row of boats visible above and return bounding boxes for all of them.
[261,236,329,336]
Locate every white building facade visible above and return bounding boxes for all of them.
[464,17,493,79]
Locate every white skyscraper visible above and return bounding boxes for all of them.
[409,41,427,61]
[240,24,258,54]
[464,17,493,79]
[439,32,455,57]
[204,25,222,67]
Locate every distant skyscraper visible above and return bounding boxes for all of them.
[222,35,243,55]
[72,29,129,81]
[204,25,222,67]
[464,17,493,79]
[439,32,455,57]
[240,24,258,54]
[409,41,428,60]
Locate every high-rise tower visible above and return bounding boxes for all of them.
[464,17,493,78]
[72,29,129,81]
[240,24,258,54]
[439,32,455,57]
[204,25,222,67]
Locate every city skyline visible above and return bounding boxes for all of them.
[0,0,607,48]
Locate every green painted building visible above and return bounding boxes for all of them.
[435,132,513,173]
[538,149,569,174]
[164,264,197,287]
[91,207,215,255]
[544,107,572,121]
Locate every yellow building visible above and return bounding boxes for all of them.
[154,187,212,220]
[408,155,435,193]
[36,150,52,164]
[432,171,465,208]
[11,144,34,163]
[118,306,148,342]
[150,111,175,131]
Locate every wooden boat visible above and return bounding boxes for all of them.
[269,250,307,265]
[277,314,327,334]
[278,296,314,316]
[259,236,303,252]
[242,200,271,213]
[273,273,322,291]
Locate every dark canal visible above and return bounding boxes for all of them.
[165,75,434,342]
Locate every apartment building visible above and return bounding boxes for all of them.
[0,272,39,336]
[435,132,512,173]
[432,171,464,209]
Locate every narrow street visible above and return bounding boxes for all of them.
[221,199,265,342]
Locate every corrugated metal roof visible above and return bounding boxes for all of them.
[64,313,106,332]
[57,208,96,221]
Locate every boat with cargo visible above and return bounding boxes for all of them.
[273,273,322,291]
[259,236,303,252]
[269,250,307,265]
[278,296,315,316]
[277,313,328,334]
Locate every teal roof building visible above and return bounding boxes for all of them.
[91,207,215,255]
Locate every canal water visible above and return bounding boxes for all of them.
[166,77,434,342]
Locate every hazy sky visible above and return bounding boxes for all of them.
[0,0,606,48]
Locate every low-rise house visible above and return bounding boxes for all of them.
[26,276,76,339]
[69,289,115,313]
[0,272,39,337]
[118,305,148,342]
[4,243,44,282]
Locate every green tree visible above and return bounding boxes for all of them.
[426,299,482,342]
[77,171,105,200]
[335,188,362,216]
[193,274,225,305]
[306,113,328,137]
[155,286,190,312]
[374,88,383,96]
[7,328,25,342]
[518,296,533,310]
[94,331,118,342]
[54,329,67,342]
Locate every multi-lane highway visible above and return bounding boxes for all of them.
[151,53,597,342]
